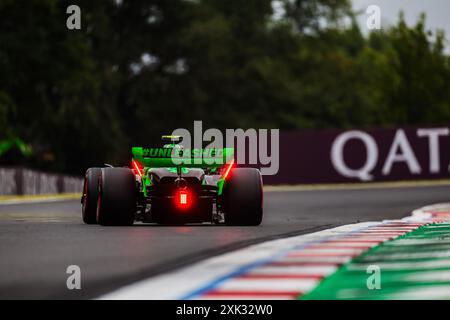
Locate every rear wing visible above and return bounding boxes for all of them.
[132,147,234,168]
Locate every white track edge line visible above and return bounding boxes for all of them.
[98,222,379,300]
[98,203,450,300]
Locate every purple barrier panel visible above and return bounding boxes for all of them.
[262,126,450,184]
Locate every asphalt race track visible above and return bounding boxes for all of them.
[0,185,449,299]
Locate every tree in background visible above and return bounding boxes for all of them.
[0,0,449,174]
[384,13,450,125]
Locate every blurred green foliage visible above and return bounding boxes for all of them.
[1,0,449,174]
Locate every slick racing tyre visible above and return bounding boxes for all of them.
[96,168,137,226]
[82,167,102,224]
[223,168,263,226]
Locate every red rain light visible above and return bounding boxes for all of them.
[175,190,192,209]
[222,159,235,180]
[132,160,143,177]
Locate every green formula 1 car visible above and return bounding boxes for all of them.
[81,136,263,226]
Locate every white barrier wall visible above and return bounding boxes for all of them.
[0,167,83,195]
[0,168,17,195]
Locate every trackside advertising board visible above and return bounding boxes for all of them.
[261,126,450,184]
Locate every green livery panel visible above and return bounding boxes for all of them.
[132,147,234,168]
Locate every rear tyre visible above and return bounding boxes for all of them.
[96,168,137,226]
[223,168,263,226]
[82,168,102,224]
